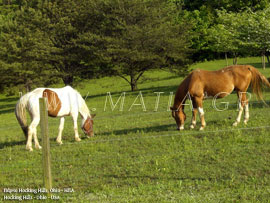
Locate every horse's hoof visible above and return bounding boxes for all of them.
[190,125,195,129]
[56,140,63,145]
[232,122,238,127]
[26,147,33,151]
[199,127,204,131]
[244,120,248,125]
[75,137,81,142]
[35,145,42,150]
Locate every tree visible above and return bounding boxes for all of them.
[183,0,269,12]
[0,3,58,93]
[207,10,242,65]
[35,0,114,85]
[103,0,191,91]
[184,6,216,61]
[0,0,191,92]
[242,7,270,68]
[0,0,112,91]
[208,7,270,68]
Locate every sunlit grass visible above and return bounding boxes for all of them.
[1,57,270,202]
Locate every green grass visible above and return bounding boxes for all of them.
[1,57,270,202]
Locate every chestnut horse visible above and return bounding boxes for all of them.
[170,65,270,131]
[15,86,95,151]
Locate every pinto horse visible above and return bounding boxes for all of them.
[15,86,95,151]
[170,65,270,131]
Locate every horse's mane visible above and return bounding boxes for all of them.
[74,89,90,118]
[173,74,191,110]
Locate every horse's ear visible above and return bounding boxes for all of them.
[91,114,96,118]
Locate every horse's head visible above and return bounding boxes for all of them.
[170,107,186,130]
[82,114,96,137]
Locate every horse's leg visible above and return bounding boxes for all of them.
[190,108,197,129]
[233,91,245,126]
[27,116,41,151]
[72,113,81,142]
[32,116,42,150]
[33,127,42,150]
[56,117,65,145]
[26,128,33,151]
[244,102,249,124]
[190,99,198,129]
[241,93,249,124]
[195,96,206,130]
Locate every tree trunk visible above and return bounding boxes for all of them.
[233,53,237,65]
[262,53,266,69]
[225,52,228,67]
[62,75,74,86]
[266,54,270,68]
[3,0,11,5]
[130,75,138,91]
[131,83,138,91]
[25,79,33,92]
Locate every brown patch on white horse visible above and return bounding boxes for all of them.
[171,65,270,131]
[43,89,62,117]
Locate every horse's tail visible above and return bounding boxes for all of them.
[15,93,29,139]
[248,65,270,101]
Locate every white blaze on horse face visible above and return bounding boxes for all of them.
[178,125,184,130]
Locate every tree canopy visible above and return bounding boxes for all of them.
[0,0,270,93]
[103,0,191,90]
[0,0,192,92]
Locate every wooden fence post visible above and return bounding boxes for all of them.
[39,98,52,192]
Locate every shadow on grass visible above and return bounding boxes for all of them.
[0,140,25,149]
[103,174,230,182]
[0,108,15,114]
[84,85,179,101]
[99,124,175,137]
[0,137,62,149]
[0,97,18,114]
[0,97,18,103]
[221,100,270,110]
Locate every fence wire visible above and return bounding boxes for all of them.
[1,124,270,170]
[1,99,269,127]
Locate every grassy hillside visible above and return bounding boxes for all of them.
[1,57,270,202]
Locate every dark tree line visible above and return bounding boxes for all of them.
[0,0,191,93]
[0,0,270,93]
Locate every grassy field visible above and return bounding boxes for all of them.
[1,57,270,202]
